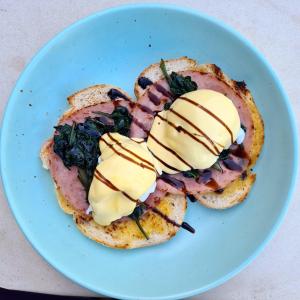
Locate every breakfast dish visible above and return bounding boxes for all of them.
[41,57,264,249]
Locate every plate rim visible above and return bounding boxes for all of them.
[0,3,299,299]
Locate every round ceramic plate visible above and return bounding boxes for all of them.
[1,4,298,300]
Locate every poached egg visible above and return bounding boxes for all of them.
[147,89,241,174]
[88,133,161,226]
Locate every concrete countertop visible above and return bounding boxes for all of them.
[0,0,299,299]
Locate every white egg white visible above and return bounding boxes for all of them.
[139,181,157,202]
[236,127,245,144]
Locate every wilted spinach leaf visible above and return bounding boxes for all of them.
[211,161,223,173]
[218,149,230,161]
[129,204,149,240]
[164,102,172,110]
[160,59,197,98]
[182,169,199,179]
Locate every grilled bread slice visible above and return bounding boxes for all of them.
[134,57,264,209]
[74,194,186,249]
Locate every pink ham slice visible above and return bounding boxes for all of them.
[130,70,254,195]
[130,80,172,138]
[47,100,133,212]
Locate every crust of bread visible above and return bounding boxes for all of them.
[74,194,187,249]
[68,84,132,109]
[41,84,187,248]
[134,56,197,98]
[134,58,264,209]
[40,139,52,170]
[196,173,256,209]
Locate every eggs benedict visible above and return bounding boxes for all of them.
[88,133,161,225]
[147,89,242,174]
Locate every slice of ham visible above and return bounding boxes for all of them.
[47,100,133,212]
[130,70,254,195]
[130,81,173,137]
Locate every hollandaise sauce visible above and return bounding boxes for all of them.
[149,132,193,169]
[178,96,234,143]
[100,133,156,173]
[147,89,241,174]
[167,108,221,155]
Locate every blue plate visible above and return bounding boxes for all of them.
[1,4,298,299]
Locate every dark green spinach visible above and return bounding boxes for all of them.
[129,205,149,240]
[211,161,223,173]
[211,149,232,173]
[164,102,172,110]
[218,149,230,161]
[53,106,132,194]
[182,169,199,179]
[160,59,197,98]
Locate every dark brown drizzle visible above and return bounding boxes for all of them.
[231,144,249,160]
[159,173,187,193]
[130,138,145,144]
[148,205,195,233]
[156,114,219,156]
[222,158,243,171]
[100,137,156,173]
[107,89,129,101]
[132,118,149,133]
[135,103,155,115]
[198,170,212,184]
[205,178,220,190]
[179,96,234,143]
[94,170,195,233]
[154,84,173,99]
[106,133,154,168]
[150,151,181,173]
[148,133,193,168]
[148,91,161,105]
[138,77,153,89]
[94,171,119,192]
[169,108,220,155]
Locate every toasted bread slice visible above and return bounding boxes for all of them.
[134,58,264,209]
[75,194,186,249]
[196,173,256,209]
[41,84,187,248]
